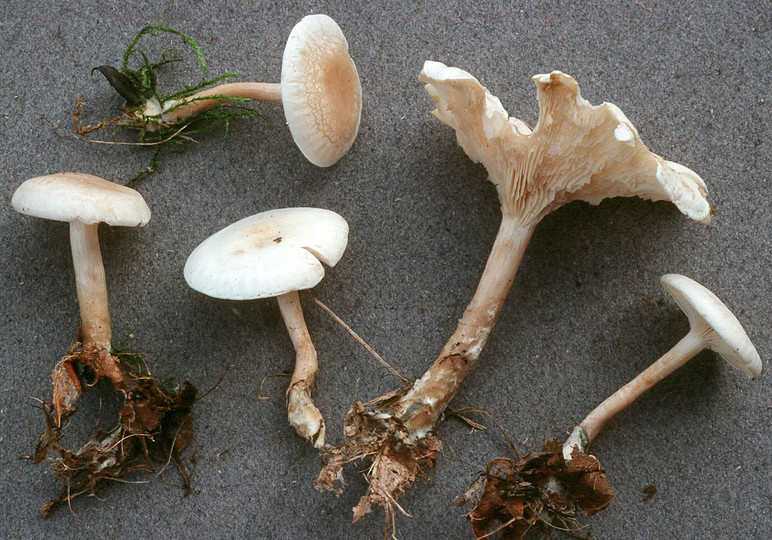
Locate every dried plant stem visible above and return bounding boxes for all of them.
[314,297,408,383]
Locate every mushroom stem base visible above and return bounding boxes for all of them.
[51,344,123,427]
[316,217,534,522]
[277,290,326,447]
[388,217,534,439]
[315,400,442,525]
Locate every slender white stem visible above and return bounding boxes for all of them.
[69,220,111,348]
[388,216,535,439]
[579,330,705,445]
[276,290,326,448]
[162,82,282,124]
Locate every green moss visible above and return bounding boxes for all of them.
[111,330,180,395]
[83,20,262,184]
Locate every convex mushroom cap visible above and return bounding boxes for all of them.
[281,14,362,167]
[184,207,349,298]
[12,172,151,226]
[661,273,762,377]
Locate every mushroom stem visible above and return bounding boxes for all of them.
[276,289,326,448]
[162,82,283,124]
[69,220,111,348]
[389,216,535,439]
[568,329,705,454]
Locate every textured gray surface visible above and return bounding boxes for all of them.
[1,1,770,538]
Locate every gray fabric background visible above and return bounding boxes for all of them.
[1,1,769,538]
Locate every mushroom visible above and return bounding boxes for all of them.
[184,207,349,447]
[564,273,762,460]
[464,274,761,539]
[317,62,712,521]
[12,172,151,351]
[148,14,362,167]
[13,172,150,422]
[14,174,202,515]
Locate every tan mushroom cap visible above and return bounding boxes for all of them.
[12,172,151,226]
[661,274,762,378]
[184,207,349,300]
[281,14,362,167]
[419,61,712,227]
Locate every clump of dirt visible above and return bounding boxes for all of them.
[315,401,442,528]
[642,484,657,502]
[28,344,197,517]
[457,440,614,539]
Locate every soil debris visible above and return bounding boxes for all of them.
[28,344,197,517]
[642,484,657,502]
[459,440,614,539]
[315,400,442,532]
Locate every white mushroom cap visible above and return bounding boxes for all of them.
[281,14,362,167]
[12,173,151,226]
[184,208,349,300]
[419,61,712,227]
[661,274,762,377]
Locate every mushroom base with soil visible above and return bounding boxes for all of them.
[13,172,197,515]
[316,217,532,523]
[29,344,198,517]
[456,443,613,540]
[315,399,443,523]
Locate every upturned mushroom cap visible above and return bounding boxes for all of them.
[281,14,362,167]
[419,61,712,227]
[661,274,762,378]
[12,173,151,226]
[184,208,349,300]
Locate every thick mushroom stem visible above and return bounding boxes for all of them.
[388,217,535,440]
[69,220,111,349]
[162,82,283,124]
[563,329,705,459]
[276,289,326,448]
